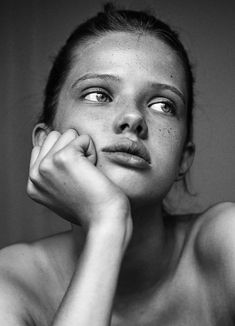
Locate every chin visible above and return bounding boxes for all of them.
[98,163,170,207]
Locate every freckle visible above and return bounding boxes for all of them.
[159,127,178,140]
[170,74,173,78]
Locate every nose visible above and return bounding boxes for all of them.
[113,109,148,139]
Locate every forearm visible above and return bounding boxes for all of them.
[52,219,132,326]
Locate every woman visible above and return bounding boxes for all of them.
[0,3,235,325]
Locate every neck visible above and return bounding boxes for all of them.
[70,202,175,301]
[115,203,174,299]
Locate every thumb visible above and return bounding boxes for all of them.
[85,136,97,165]
[72,135,97,165]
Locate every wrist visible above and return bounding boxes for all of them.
[87,214,133,253]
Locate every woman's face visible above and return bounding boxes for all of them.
[54,32,193,205]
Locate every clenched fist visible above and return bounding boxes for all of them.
[27,129,132,233]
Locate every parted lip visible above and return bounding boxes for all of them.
[101,139,151,164]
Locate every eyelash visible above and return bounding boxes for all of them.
[83,89,112,103]
[82,90,176,116]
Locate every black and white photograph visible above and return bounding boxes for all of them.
[1,0,235,324]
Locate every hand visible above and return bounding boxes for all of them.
[27,129,131,233]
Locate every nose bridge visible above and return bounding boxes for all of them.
[112,98,148,139]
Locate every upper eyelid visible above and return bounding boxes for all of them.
[76,78,114,91]
[81,85,110,92]
[81,87,112,97]
[148,96,176,107]
[149,97,173,102]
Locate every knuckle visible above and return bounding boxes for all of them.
[39,157,52,175]
[53,151,69,167]
[66,146,78,160]
[53,146,77,167]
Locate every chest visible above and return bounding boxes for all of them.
[111,266,232,326]
[28,249,232,326]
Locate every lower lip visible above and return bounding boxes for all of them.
[103,151,151,170]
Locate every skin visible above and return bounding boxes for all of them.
[0,32,235,325]
[56,32,190,204]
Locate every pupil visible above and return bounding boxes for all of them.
[97,93,106,102]
[162,104,169,112]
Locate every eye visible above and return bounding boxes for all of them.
[84,91,111,103]
[149,101,176,116]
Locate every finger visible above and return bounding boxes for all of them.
[54,134,97,166]
[27,178,51,206]
[71,134,97,165]
[29,146,41,169]
[35,131,61,164]
[84,136,97,165]
[46,129,78,156]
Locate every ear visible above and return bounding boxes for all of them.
[32,123,51,147]
[176,141,195,181]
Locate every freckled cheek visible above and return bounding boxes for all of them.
[151,126,182,142]
[150,127,185,162]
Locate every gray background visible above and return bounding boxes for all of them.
[1,0,235,248]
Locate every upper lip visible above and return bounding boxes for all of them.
[101,139,151,164]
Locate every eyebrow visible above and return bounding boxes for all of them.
[72,73,186,105]
[150,82,186,105]
[71,73,120,88]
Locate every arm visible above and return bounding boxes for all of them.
[27,129,133,326]
[53,220,131,326]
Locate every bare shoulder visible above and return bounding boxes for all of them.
[194,201,235,263]
[193,202,235,307]
[0,242,41,324]
[0,230,79,325]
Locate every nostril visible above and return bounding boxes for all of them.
[136,125,143,134]
[120,123,129,131]
[114,114,148,138]
[118,122,145,135]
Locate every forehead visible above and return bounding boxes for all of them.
[65,32,186,95]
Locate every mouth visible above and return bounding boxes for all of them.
[101,139,151,169]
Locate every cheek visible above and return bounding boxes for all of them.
[55,102,111,136]
[158,127,180,140]
[150,126,185,169]
[73,112,111,142]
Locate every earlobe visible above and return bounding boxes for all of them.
[32,123,50,146]
[176,142,195,181]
